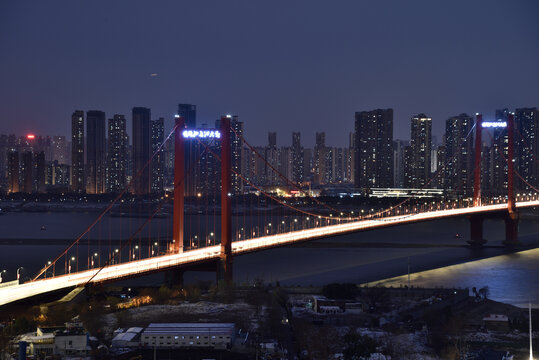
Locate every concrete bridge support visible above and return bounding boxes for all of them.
[165,268,185,287]
[468,215,486,246]
[503,212,519,246]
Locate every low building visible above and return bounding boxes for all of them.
[312,296,346,313]
[54,327,91,357]
[482,314,510,331]
[344,302,363,314]
[16,317,93,358]
[112,327,143,348]
[319,305,342,314]
[20,332,55,357]
[141,323,235,350]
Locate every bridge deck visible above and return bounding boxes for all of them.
[2,201,537,306]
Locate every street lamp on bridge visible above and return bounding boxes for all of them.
[91,253,98,268]
[68,258,75,274]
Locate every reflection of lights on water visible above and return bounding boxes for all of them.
[366,248,539,308]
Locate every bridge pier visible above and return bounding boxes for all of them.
[468,215,486,247]
[165,269,185,287]
[217,256,233,284]
[503,211,519,247]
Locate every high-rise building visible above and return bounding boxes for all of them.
[34,151,46,193]
[230,116,243,194]
[52,136,68,165]
[178,104,197,196]
[0,134,8,191]
[514,107,538,191]
[303,148,312,183]
[7,151,19,193]
[132,107,151,195]
[436,145,446,189]
[265,133,279,186]
[481,143,492,192]
[491,108,510,195]
[49,160,71,188]
[323,145,333,184]
[21,151,33,193]
[332,147,346,183]
[406,113,432,188]
[86,110,106,194]
[178,104,196,128]
[107,114,128,193]
[444,113,473,195]
[164,139,175,189]
[268,132,277,148]
[314,132,326,184]
[279,147,293,181]
[343,147,353,183]
[151,117,165,193]
[195,122,221,196]
[393,139,408,188]
[347,132,355,184]
[211,115,243,194]
[291,132,304,184]
[71,110,85,192]
[354,109,393,189]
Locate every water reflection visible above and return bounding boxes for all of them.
[370,248,539,308]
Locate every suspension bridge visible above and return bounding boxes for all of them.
[1,113,537,306]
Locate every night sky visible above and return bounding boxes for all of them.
[1,1,538,147]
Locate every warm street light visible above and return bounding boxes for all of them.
[68,258,75,274]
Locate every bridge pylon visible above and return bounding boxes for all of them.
[172,115,234,283]
[219,116,233,284]
[172,115,185,253]
[503,113,519,246]
[469,114,487,246]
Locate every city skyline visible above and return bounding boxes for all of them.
[1,105,537,148]
[2,106,537,197]
[1,1,539,147]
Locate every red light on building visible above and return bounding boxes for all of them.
[26,134,35,139]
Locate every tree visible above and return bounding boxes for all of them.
[342,328,377,360]
[478,286,490,300]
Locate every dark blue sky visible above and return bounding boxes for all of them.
[1,1,538,147]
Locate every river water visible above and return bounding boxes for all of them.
[1,211,539,307]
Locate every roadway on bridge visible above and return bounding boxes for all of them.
[2,201,538,307]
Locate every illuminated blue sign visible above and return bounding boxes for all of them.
[482,121,507,128]
[182,130,221,139]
